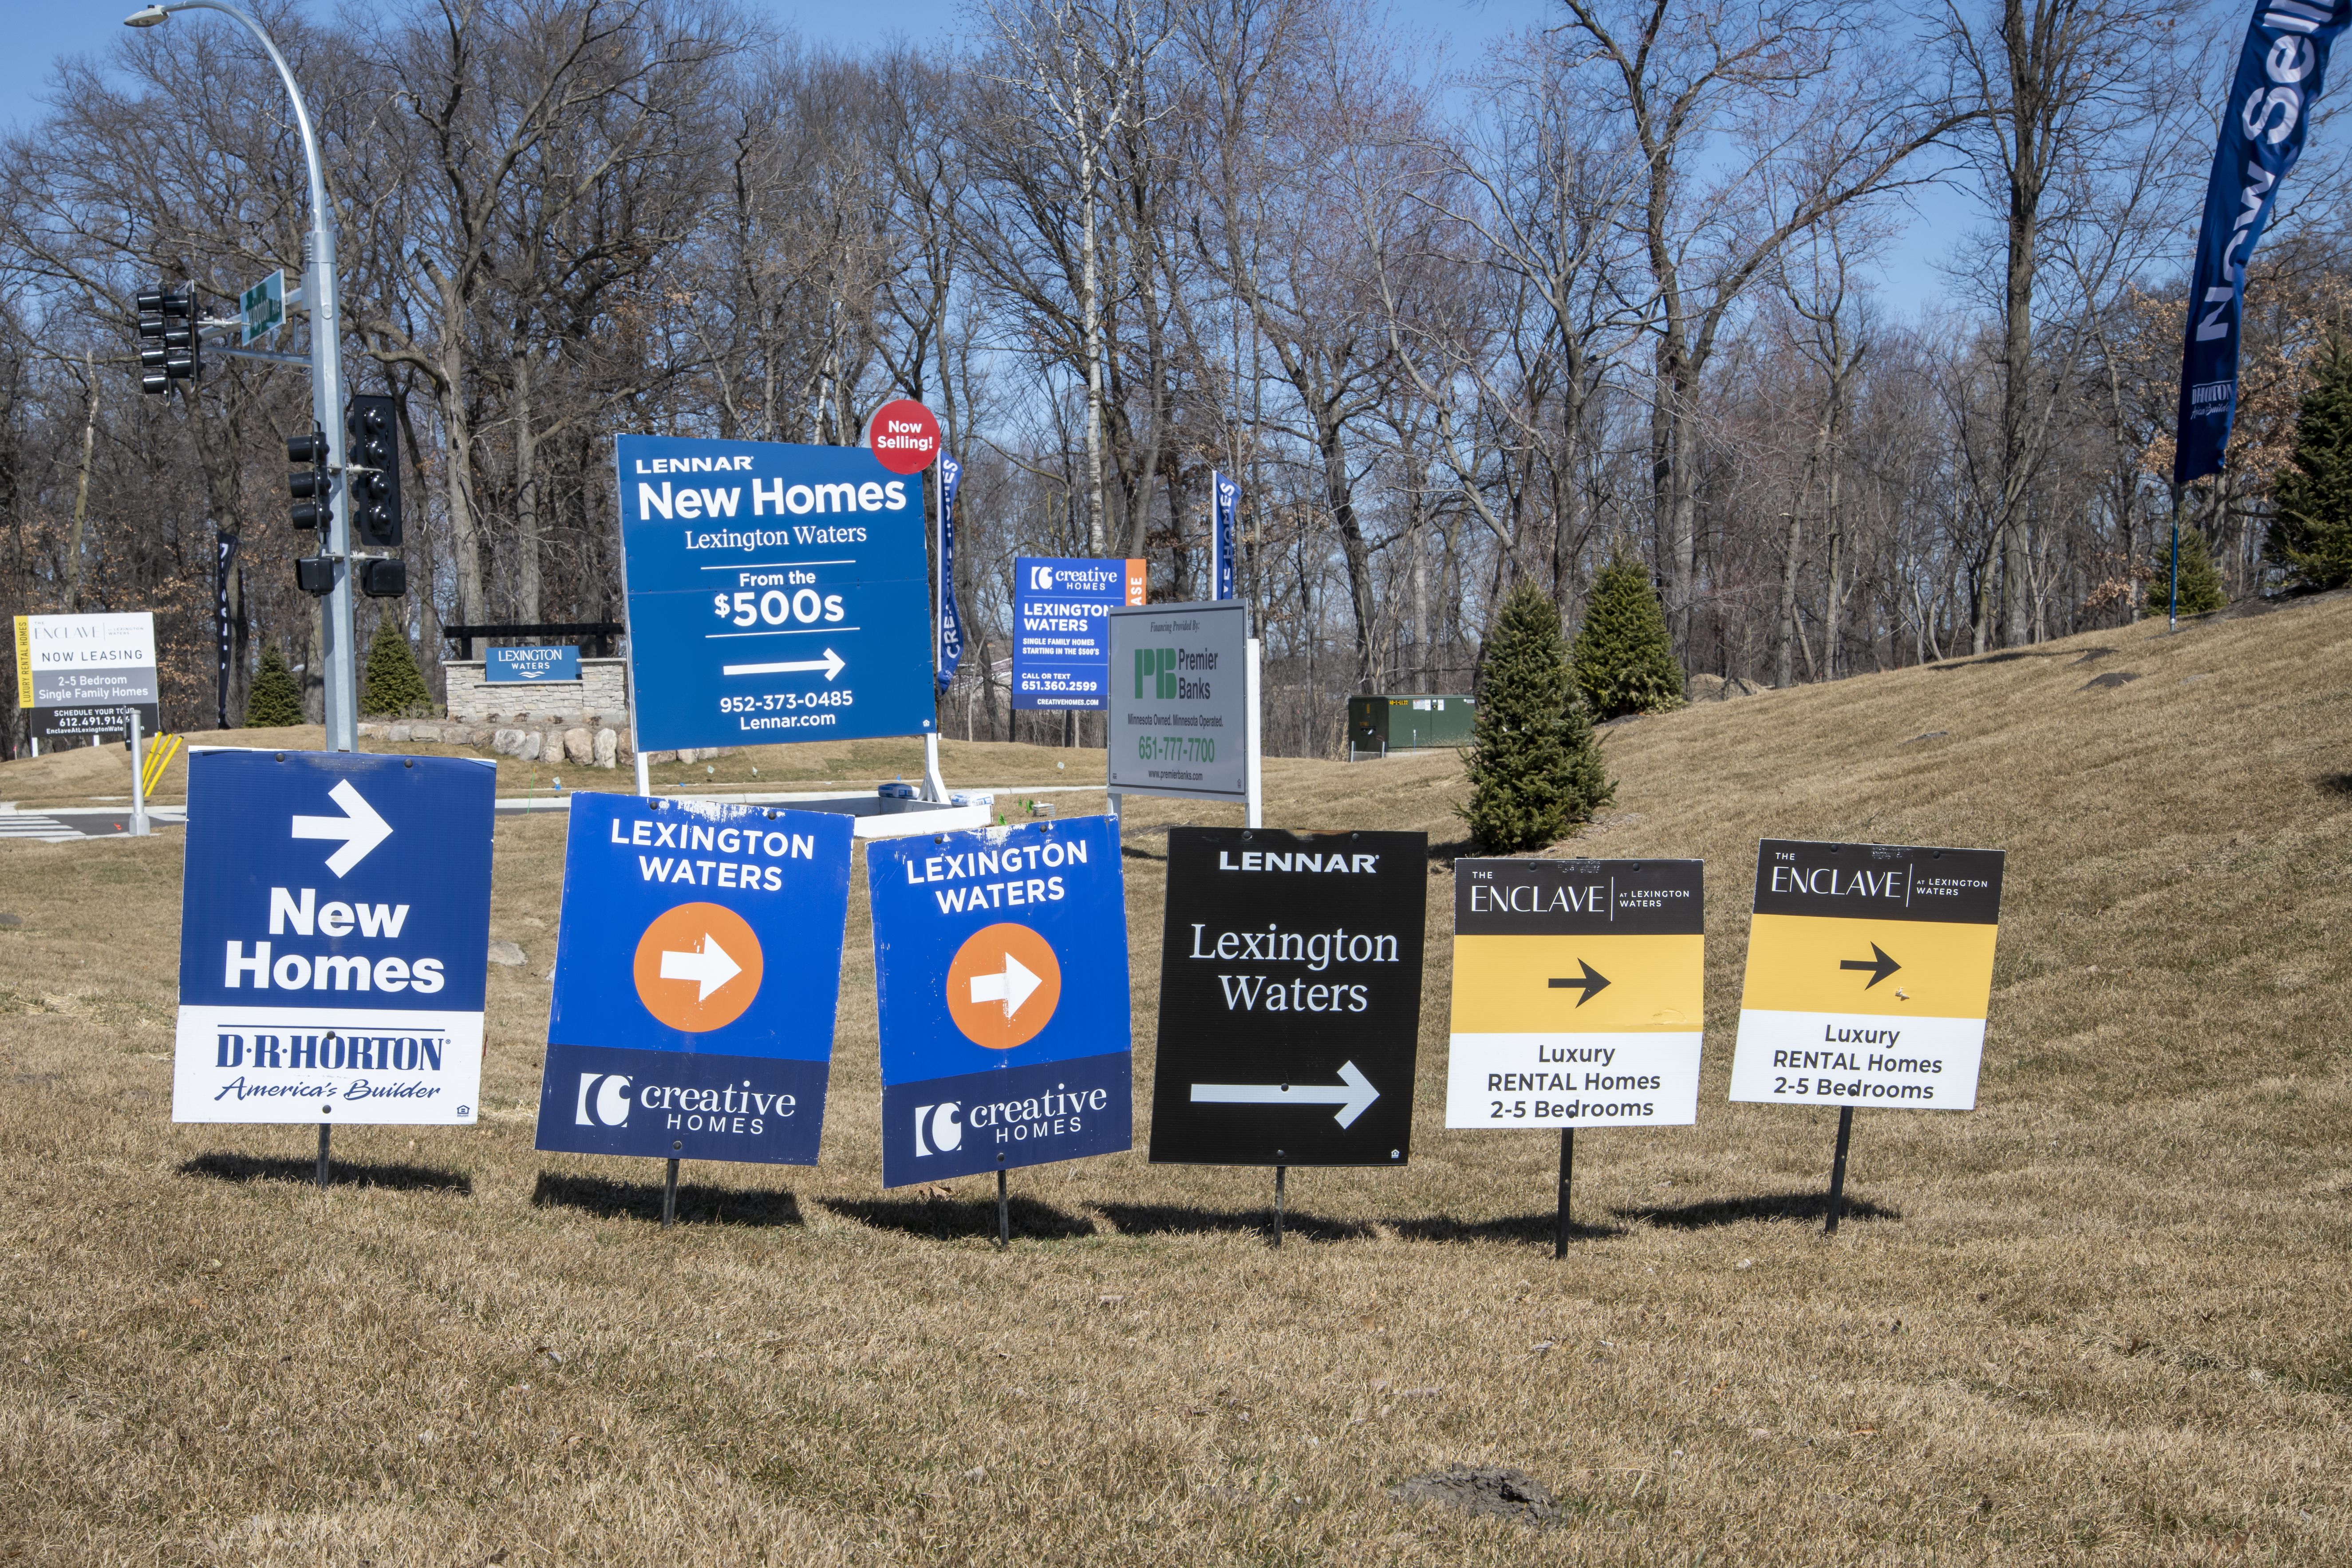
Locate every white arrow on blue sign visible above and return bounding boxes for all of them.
[171,750,497,1125]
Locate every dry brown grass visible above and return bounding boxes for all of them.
[4,597,2351,1564]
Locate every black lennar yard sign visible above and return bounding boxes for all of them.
[1446,858,1705,1128]
[1728,839,2005,1109]
[1148,828,1426,1165]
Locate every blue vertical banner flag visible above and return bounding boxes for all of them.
[1210,470,1239,600]
[936,453,963,693]
[2175,0,2352,484]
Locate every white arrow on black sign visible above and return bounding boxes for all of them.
[291,779,392,877]
[1190,1060,1380,1128]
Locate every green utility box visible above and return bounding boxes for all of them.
[1346,694,1476,759]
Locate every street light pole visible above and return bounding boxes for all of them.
[126,1,356,752]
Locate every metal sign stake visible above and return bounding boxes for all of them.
[662,1157,680,1228]
[1272,1164,1286,1248]
[129,711,150,837]
[1555,1128,1575,1259]
[315,1123,330,1188]
[996,1169,1009,1248]
[1824,1106,1855,1235]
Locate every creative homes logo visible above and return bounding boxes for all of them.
[1029,563,1124,594]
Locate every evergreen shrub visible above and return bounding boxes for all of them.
[1458,580,1614,853]
[1572,553,1685,719]
[245,647,304,728]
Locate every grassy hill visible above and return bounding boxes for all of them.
[2,595,2348,1564]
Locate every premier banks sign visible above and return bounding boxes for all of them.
[1105,600,1250,803]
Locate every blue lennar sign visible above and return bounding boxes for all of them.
[535,794,854,1165]
[616,434,935,751]
[487,645,580,683]
[1012,555,1144,711]
[171,750,496,1124]
[867,817,1132,1187]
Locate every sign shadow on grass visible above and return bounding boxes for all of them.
[1093,1201,1375,1243]
[179,1152,472,1195]
[530,1171,803,1228]
[823,1194,1097,1242]
[1389,1213,1626,1246]
[1613,1190,1899,1229]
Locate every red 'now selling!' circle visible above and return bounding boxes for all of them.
[867,399,941,475]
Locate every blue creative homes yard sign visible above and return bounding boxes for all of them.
[535,794,854,1165]
[616,434,935,752]
[172,750,496,1124]
[866,817,1132,1187]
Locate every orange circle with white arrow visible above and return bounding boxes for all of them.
[632,902,763,1032]
[945,922,1062,1050]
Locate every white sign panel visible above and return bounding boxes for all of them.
[22,611,158,707]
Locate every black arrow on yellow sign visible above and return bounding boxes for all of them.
[1839,943,1901,989]
[1547,960,1612,1007]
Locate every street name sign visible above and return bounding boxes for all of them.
[487,644,581,683]
[616,434,934,753]
[1148,828,1426,1166]
[172,750,495,1124]
[240,269,285,345]
[535,795,854,1165]
[1011,555,1146,710]
[1727,839,2005,1110]
[1447,858,1705,1128]
[867,817,1132,1188]
[1105,600,1251,804]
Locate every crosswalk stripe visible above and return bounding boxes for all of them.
[0,816,79,841]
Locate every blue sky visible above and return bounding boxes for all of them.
[6,0,1977,311]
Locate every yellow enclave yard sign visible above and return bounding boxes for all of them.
[1447,858,1705,1128]
[1728,839,2005,1110]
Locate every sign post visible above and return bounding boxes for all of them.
[1446,858,1705,1255]
[1726,839,2006,1233]
[866,817,1132,1241]
[171,750,497,1179]
[1148,828,1427,1242]
[533,795,855,1224]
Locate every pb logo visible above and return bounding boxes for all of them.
[1029,565,1055,591]
[1134,647,1176,699]
[912,1101,963,1157]
[575,1072,632,1127]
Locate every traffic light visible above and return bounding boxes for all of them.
[344,393,402,550]
[287,427,329,530]
[134,285,199,393]
[358,558,406,598]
